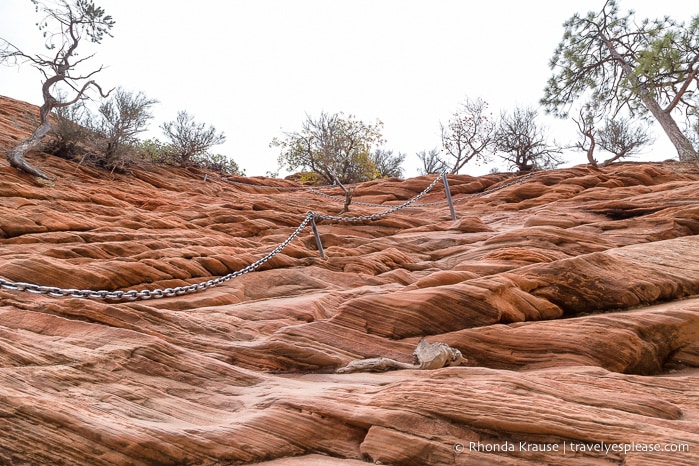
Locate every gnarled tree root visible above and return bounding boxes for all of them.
[7,120,55,181]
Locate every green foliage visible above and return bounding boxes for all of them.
[296,171,321,185]
[92,88,157,167]
[272,111,387,184]
[371,149,405,178]
[191,153,245,176]
[31,0,115,49]
[160,111,226,165]
[134,138,175,164]
[541,0,698,161]
[543,1,641,116]
[133,139,244,176]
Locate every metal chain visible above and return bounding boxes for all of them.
[307,188,392,207]
[221,171,534,207]
[0,174,443,300]
[413,171,536,207]
[313,171,444,222]
[0,171,534,301]
[309,171,535,208]
[0,213,314,301]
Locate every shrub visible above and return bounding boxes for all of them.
[191,153,245,176]
[43,100,93,160]
[597,117,654,165]
[134,138,176,165]
[92,88,157,169]
[160,111,226,165]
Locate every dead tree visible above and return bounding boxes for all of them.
[0,1,114,179]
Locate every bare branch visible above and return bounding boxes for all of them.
[1,0,115,178]
[572,106,599,167]
[440,97,494,173]
[494,106,563,172]
[542,0,698,161]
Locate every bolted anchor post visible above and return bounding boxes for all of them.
[441,171,457,221]
[310,215,326,259]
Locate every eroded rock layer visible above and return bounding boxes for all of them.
[2,95,699,465]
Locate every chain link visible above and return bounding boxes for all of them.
[308,171,535,209]
[413,171,536,207]
[312,171,444,222]
[0,171,535,301]
[0,213,314,301]
[307,188,393,207]
[221,171,534,208]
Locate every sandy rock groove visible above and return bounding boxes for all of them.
[1,95,699,465]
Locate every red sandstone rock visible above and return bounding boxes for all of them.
[2,95,699,465]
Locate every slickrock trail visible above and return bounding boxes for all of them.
[1,95,699,465]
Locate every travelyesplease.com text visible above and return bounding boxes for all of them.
[454,441,690,456]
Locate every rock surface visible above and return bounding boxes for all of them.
[1,95,699,465]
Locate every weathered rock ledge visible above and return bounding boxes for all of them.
[1,95,699,465]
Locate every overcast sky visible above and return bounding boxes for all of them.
[1,0,697,177]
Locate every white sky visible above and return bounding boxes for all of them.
[1,0,697,177]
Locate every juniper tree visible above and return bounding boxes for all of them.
[272,111,385,184]
[0,0,114,179]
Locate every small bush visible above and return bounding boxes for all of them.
[191,152,245,176]
[134,138,176,165]
[92,88,158,169]
[160,111,226,165]
[44,101,92,160]
[133,139,244,175]
[598,117,654,165]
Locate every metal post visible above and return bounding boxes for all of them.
[441,172,457,221]
[310,216,326,259]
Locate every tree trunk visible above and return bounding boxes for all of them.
[585,131,598,167]
[601,34,699,162]
[6,102,55,180]
[5,75,65,180]
[640,95,698,162]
